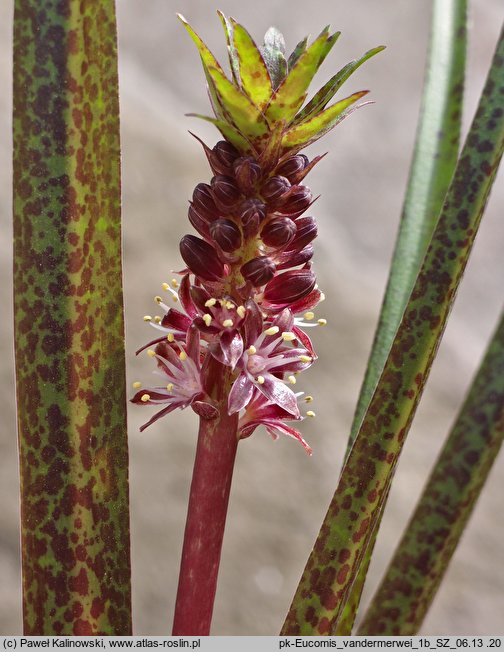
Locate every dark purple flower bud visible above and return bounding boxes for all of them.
[209,218,242,252]
[188,204,211,238]
[211,175,241,209]
[261,175,291,206]
[286,216,318,251]
[192,183,219,221]
[180,234,225,282]
[233,157,262,194]
[261,216,297,248]
[276,155,308,181]
[241,256,276,286]
[263,269,316,306]
[212,140,239,171]
[279,185,313,218]
[239,199,267,237]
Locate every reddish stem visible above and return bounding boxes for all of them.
[172,361,239,635]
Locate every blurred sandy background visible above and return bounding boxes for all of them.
[1,0,503,636]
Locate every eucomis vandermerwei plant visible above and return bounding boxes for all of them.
[131,13,383,635]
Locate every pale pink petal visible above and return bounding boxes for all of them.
[228,373,254,414]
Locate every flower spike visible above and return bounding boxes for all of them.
[134,14,382,446]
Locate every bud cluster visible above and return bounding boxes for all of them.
[132,140,326,453]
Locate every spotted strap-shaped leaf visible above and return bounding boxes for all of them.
[13,0,131,635]
[335,0,467,634]
[358,306,504,635]
[281,21,504,634]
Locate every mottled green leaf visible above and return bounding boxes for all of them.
[260,26,288,90]
[231,19,273,109]
[179,15,269,140]
[217,11,240,86]
[359,306,504,635]
[294,46,385,124]
[282,91,369,150]
[266,27,338,125]
[186,113,254,154]
[282,20,504,635]
[13,0,131,635]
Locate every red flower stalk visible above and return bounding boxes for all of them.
[132,13,382,634]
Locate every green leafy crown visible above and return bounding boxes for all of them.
[178,12,384,161]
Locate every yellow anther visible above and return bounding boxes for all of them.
[225,301,235,310]
[143,315,152,322]
[205,298,217,307]
[304,395,314,403]
[147,349,156,358]
[140,394,150,403]
[132,381,142,389]
[306,410,316,417]
[171,278,179,288]
[202,314,212,327]
[154,316,162,324]
[282,331,296,341]
[299,354,312,363]
[288,375,297,385]
[171,294,179,303]
[247,345,257,355]
[237,305,246,319]
[317,318,327,326]
[166,383,174,392]
[264,326,279,336]
[304,311,315,321]
[154,295,162,304]
[179,351,188,361]
[162,282,170,291]
[167,333,175,342]
[257,375,265,385]
[222,319,234,328]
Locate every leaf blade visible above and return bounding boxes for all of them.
[336,0,469,634]
[265,27,337,125]
[186,113,254,153]
[294,45,385,125]
[281,17,504,635]
[359,306,504,634]
[281,91,369,150]
[13,0,131,634]
[217,11,241,86]
[231,19,273,109]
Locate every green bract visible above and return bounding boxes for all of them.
[178,13,383,159]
